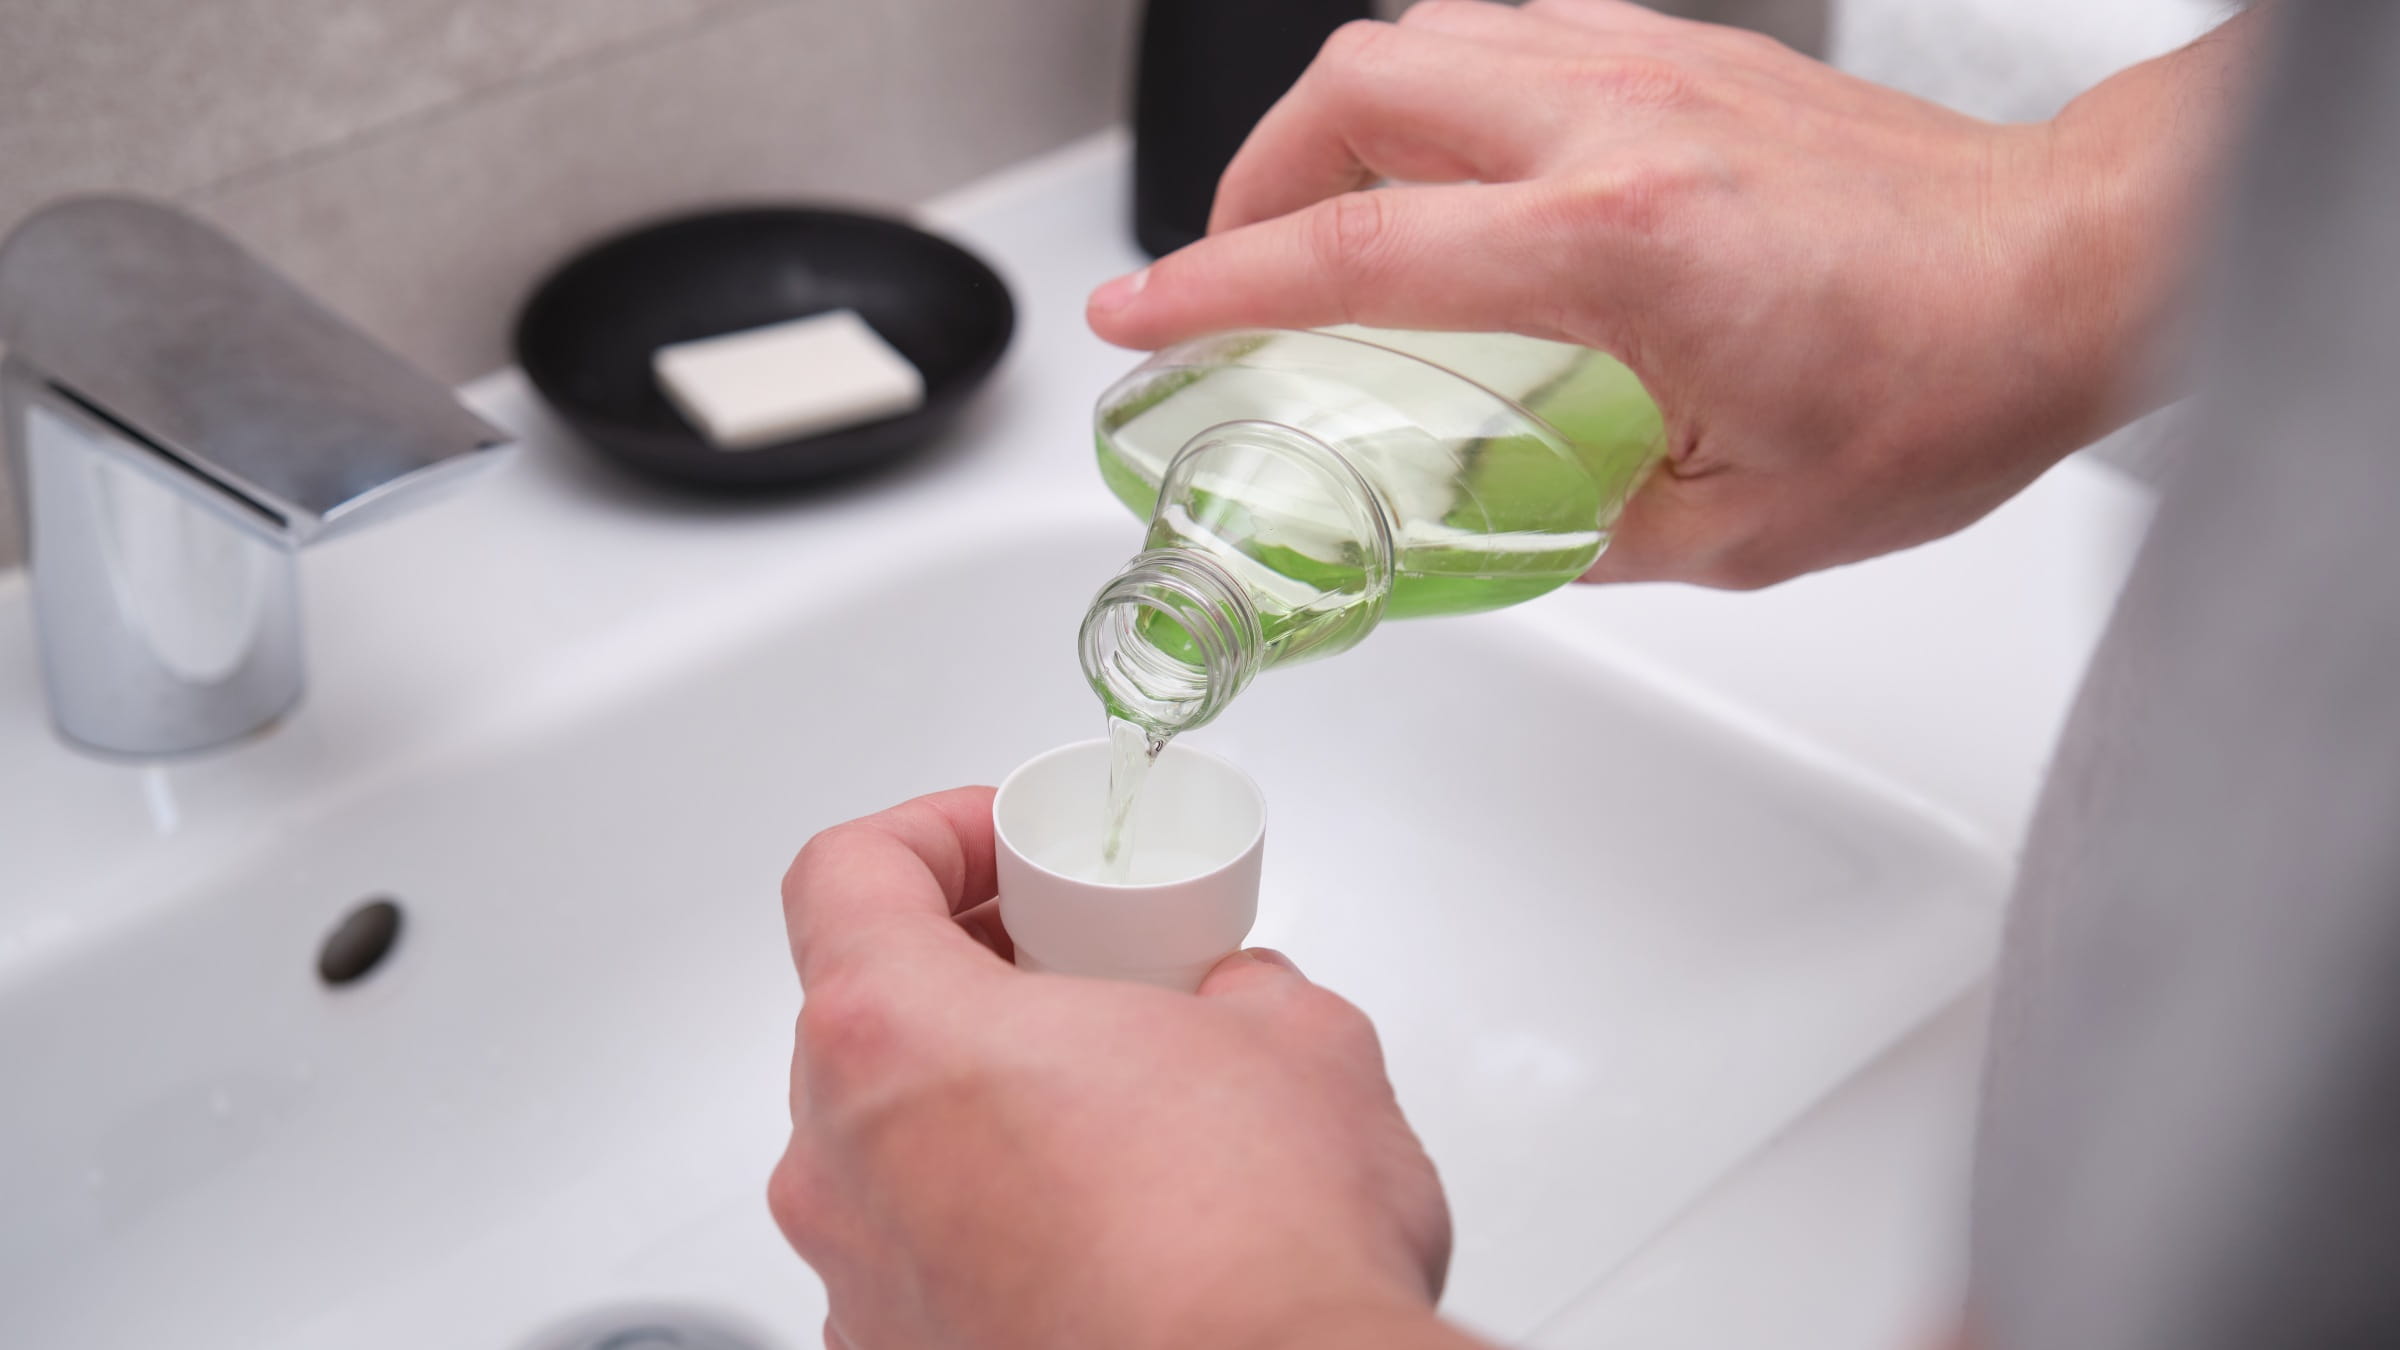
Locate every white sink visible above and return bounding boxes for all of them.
[0,493,2001,1347]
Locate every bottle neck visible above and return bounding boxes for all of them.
[1079,547,1267,739]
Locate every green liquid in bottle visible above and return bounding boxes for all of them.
[1084,327,1664,745]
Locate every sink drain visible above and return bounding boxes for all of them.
[523,1308,774,1350]
[317,897,403,987]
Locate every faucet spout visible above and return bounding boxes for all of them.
[0,197,513,756]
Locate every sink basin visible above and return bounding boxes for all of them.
[0,499,2001,1348]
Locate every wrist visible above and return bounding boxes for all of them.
[2018,11,2264,421]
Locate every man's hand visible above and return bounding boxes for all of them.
[771,788,1467,1350]
[1089,0,2253,588]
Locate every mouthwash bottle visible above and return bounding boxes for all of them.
[1080,326,1665,742]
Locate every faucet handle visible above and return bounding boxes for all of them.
[0,196,509,546]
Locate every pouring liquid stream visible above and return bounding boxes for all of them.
[1101,715,1166,884]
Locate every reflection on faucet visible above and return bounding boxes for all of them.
[0,198,512,757]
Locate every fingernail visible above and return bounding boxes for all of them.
[1089,266,1149,313]
[1244,947,1302,975]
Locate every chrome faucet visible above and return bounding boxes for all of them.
[0,198,512,757]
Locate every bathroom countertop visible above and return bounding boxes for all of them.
[0,132,2153,1346]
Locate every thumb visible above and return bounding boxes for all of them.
[1195,947,1311,1003]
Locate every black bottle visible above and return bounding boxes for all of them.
[1131,0,1374,258]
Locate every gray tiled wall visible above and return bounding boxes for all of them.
[0,0,1139,569]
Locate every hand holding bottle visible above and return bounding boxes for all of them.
[1089,0,2256,588]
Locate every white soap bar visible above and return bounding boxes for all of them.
[651,308,925,450]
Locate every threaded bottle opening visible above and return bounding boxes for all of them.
[1167,419,1399,629]
[1079,548,1266,738]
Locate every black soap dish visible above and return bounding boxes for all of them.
[515,206,1015,492]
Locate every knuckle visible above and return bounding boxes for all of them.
[1320,18,1395,70]
[1294,985,1384,1059]
[798,976,903,1078]
[1556,54,1698,111]
[786,821,864,896]
[782,840,821,899]
[767,1153,826,1252]
[1549,154,1708,241]
[1311,191,1396,279]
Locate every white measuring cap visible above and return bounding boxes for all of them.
[993,739,1266,991]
